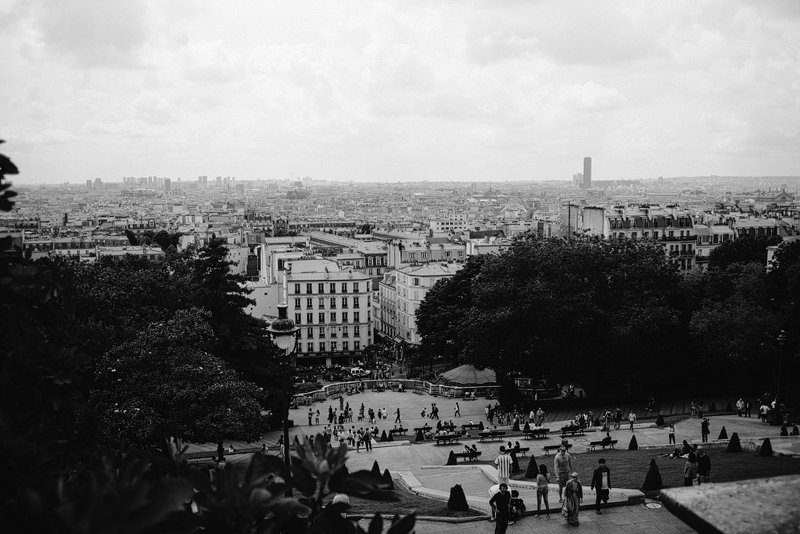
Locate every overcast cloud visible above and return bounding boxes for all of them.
[2,0,799,182]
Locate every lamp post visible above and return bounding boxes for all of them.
[267,303,300,468]
[774,329,788,425]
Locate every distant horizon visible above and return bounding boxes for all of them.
[3,1,798,185]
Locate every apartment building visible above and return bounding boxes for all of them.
[283,259,373,367]
[393,262,463,346]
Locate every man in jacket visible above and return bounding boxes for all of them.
[590,458,611,514]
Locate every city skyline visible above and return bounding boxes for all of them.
[2,0,799,184]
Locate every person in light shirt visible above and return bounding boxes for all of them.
[495,446,512,485]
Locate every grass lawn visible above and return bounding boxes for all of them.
[344,477,483,518]
[513,447,800,497]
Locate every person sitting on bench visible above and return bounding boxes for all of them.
[601,433,612,446]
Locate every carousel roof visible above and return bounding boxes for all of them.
[439,364,496,385]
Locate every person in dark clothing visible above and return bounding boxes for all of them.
[696,447,711,484]
[489,483,511,534]
[701,418,710,442]
[590,458,611,514]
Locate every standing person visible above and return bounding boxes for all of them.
[488,483,511,534]
[315,409,320,425]
[363,428,373,452]
[696,447,711,484]
[553,444,573,503]
[536,464,551,519]
[563,472,583,526]
[614,409,622,430]
[308,408,313,426]
[668,423,676,445]
[590,459,611,514]
[701,418,710,442]
[395,407,401,424]
[736,398,744,416]
[628,410,637,432]
[745,399,752,418]
[495,446,512,485]
[683,452,698,486]
[455,402,461,418]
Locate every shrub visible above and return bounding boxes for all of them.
[642,459,663,491]
[759,438,774,457]
[727,432,742,453]
[718,426,728,440]
[628,435,639,450]
[524,457,539,478]
[446,451,457,466]
[655,414,665,427]
[447,484,469,511]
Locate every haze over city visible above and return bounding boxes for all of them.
[2,0,799,183]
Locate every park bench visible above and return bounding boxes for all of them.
[588,439,618,451]
[523,428,550,440]
[461,423,482,431]
[542,443,573,455]
[560,425,585,437]
[413,425,432,433]
[512,447,530,457]
[478,430,506,442]
[434,433,461,446]
[452,450,482,462]
[389,427,408,436]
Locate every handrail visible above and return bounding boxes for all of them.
[293,378,501,403]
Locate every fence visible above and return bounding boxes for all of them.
[293,378,502,405]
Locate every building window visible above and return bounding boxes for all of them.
[330,297,337,309]
[331,341,337,351]
[353,298,360,309]
[341,283,348,293]
[307,327,314,339]
[329,283,335,293]
[354,327,360,338]
[306,283,312,294]
[343,341,349,351]
[294,298,301,308]
[354,311,360,323]
[342,297,348,308]
[294,283,300,294]
[318,312,324,323]
[330,312,337,323]
[353,282,359,293]
[342,312,348,322]
[342,326,349,338]
[319,342,326,352]
[318,283,324,293]
[319,297,325,309]
[654,231,659,239]
[319,327,325,338]
[306,297,313,308]
[414,277,419,286]
[307,313,313,324]
[295,313,301,325]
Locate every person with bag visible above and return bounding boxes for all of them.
[590,459,611,514]
[563,472,583,526]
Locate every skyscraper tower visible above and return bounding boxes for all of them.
[583,157,592,188]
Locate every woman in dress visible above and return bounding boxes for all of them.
[563,472,583,526]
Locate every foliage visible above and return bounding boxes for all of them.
[709,235,781,270]
[90,308,266,448]
[727,433,742,453]
[642,459,663,491]
[758,438,774,457]
[447,484,469,511]
[0,140,18,213]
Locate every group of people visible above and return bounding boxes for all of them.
[489,443,612,532]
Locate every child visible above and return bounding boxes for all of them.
[510,489,526,522]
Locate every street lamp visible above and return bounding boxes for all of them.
[774,329,789,425]
[267,303,300,468]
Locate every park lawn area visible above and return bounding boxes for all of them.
[344,478,483,518]
[513,447,800,496]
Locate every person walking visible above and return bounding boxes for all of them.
[563,472,583,526]
[628,410,637,432]
[363,429,373,452]
[590,458,611,514]
[489,483,512,534]
[536,464,551,518]
[701,418,710,443]
[696,447,711,484]
[553,444,573,503]
[495,446,512,485]
[395,407,401,424]
[454,402,461,418]
[668,423,676,445]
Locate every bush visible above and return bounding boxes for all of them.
[628,435,639,450]
[718,426,728,440]
[759,438,774,457]
[655,414,665,427]
[382,469,395,489]
[512,419,520,432]
[524,457,539,478]
[447,484,469,511]
[447,451,457,466]
[642,459,663,491]
[727,432,742,453]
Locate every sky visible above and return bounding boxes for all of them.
[1,0,799,183]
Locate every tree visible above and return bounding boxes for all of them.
[709,235,782,270]
[90,308,266,449]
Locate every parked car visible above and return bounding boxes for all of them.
[349,367,371,377]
